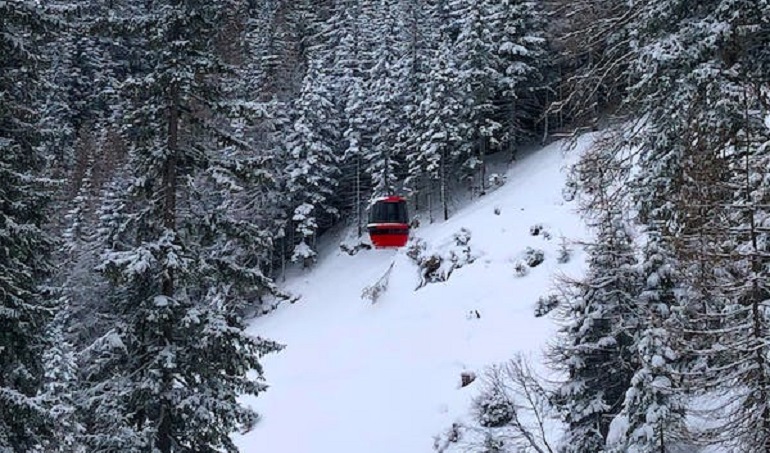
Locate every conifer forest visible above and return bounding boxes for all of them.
[1,0,770,451]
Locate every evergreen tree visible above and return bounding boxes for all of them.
[620,1,770,449]
[38,299,85,453]
[363,0,408,195]
[610,234,686,453]
[326,0,371,236]
[552,215,641,452]
[448,0,502,186]
[78,1,284,450]
[561,0,770,451]
[286,59,341,264]
[408,37,464,221]
[391,0,434,183]
[491,0,548,149]
[551,147,642,452]
[0,1,57,450]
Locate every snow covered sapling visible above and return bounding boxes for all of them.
[339,241,372,256]
[524,247,545,267]
[433,422,463,452]
[534,294,560,318]
[529,223,544,236]
[488,173,505,188]
[557,237,572,264]
[361,262,394,303]
[452,227,475,267]
[461,371,478,388]
[420,255,444,286]
[411,229,476,289]
[514,261,529,277]
[406,237,428,263]
[292,237,317,268]
[454,227,472,246]
[474,386,515,428]
[465,356,557,453]
[481,434,505,452]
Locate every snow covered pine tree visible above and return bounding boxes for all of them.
[0,1,58,450]
[77,1,284,451]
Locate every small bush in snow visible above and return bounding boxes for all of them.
[474,387,515,428]
[524,247,544,267]
[557,237,572,264]
[454,227,472,246]
[412,230,476,289]
[562,178,577,202]
[494,207,501,215]
[461,371,477,388]
[433,423,463,452]
[292,240,316,268]
[420,255,446,284]
[481,434,505,453]
[488,173,506,188]
[535,295,560,317]
[465,356,557,453]
[340,241,372,256]
[514,261,529,277]
[530,223,552,240]
[406,237,427,263]
[361,262,394,304]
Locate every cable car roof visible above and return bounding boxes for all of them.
[372,195,406,203]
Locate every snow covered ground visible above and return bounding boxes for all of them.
[234,135,593,453]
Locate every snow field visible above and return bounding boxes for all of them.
[235,136,593,453]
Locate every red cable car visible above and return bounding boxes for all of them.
[367,196,410,248]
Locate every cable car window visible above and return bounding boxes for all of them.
[369,201,408,224]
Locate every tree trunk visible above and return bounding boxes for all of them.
[162,83,179,299]
[356,154,362,237]
[441,147,448,221]
[479,135,486,196]
[156,405,172,453]
[156,81,179,453]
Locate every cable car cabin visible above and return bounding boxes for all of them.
[367,196,410,248]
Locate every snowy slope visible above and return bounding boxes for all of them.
[234,135,594,453]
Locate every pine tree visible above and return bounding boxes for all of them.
[0,1,57,450]
[617,1,770,450]
[38,299,85,453]
[326,0,372,236]
[408,37,464,221]
[552,215,641,452]
[363,0,408,196]
[551,146,642,452]
[610,234,686,453]
[391,0,434,183]
[286,58,341,264]
[558,0,770,451]
[448,0,502,188]
[78,1,284,450]
[491,0,548,149]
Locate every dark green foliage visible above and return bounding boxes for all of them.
[0,1,58,450]
[71,1,285,451]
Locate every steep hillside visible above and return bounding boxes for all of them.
[235,135,594,452]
